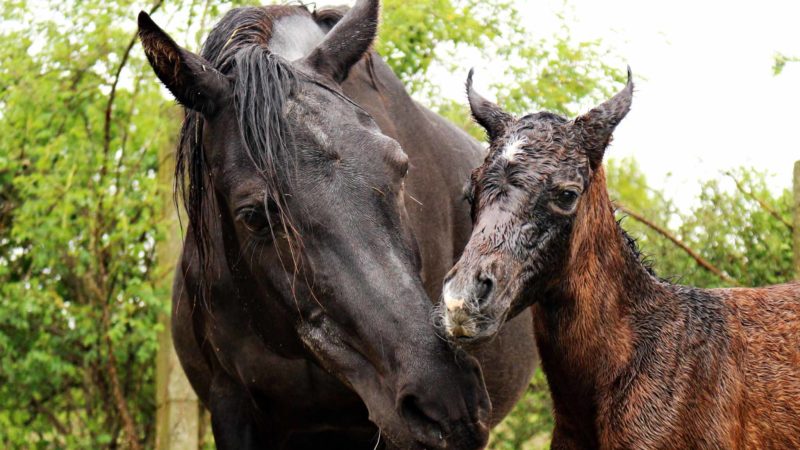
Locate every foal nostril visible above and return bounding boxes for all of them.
[475,275,494,305]
[399,394,445,445]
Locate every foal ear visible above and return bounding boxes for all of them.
[138,12,230,115]
[466,69,513,142]
[574,67,634,168]
[302,0,380,83]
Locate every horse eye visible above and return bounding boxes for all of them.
[553,189,580,212]
[239,208,269,234]
[238,206,273,236]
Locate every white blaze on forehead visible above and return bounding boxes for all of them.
[268,15,327,61]
[501,137,528,161]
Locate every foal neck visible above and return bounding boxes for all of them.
[533,166,660,409]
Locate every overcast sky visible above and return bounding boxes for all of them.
[319,0,800,208]
[514,0,800,208]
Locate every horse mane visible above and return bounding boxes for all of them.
[176,5,342,305]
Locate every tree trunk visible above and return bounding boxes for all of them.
[155,109,199,449]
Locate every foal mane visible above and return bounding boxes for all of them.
[176,5,343,306]
[617,222,656,276]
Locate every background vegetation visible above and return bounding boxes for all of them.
[0,0,793,448]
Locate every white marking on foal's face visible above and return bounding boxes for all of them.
[443,281,465,312]
[501,137,527,161]
[441,281,476,338]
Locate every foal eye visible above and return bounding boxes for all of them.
[552,189,580,212]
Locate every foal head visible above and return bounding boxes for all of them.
[140,2,490,448]
[438,68,634,343]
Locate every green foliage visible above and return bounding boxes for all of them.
[379,0,622,139]
[0,0,254,446]
[489,368,554,450]
[607,158,793,289]
[0,0,168,446]
[378,0,508,93]
[495,32,624,117]
[773,52,800,75]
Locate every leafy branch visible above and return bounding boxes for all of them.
[616,204,740,286]
[724,171,793,232]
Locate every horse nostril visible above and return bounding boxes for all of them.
[399,394,445,445]
[475,275,494,305]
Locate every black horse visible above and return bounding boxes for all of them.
[139,1,537,448]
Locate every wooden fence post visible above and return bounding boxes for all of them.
[794,161,800,279]
[155,115,199,449]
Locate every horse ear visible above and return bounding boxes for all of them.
[574,67,634,168]
[138,11,230,115]
[466,69,513,142]
[301,0,380,83]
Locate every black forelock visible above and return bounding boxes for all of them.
[175,4,341,307]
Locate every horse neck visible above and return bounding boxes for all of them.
[532,166,658,413]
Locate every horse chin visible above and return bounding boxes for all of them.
[296,322,452,449]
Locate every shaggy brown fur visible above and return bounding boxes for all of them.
[441,68,800,449]
[541,167,800,449]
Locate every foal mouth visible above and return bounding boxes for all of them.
[438,300,508,347]
[442,300,479,339]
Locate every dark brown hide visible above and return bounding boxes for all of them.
[142,3,538,449]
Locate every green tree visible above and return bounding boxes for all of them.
[0,0,258,446]
[607,158,793,289]
[773,52,799,75]
[378,0,507,93]
[488,368,554,450]
[378,1,622,140]
[0,1,170,446]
